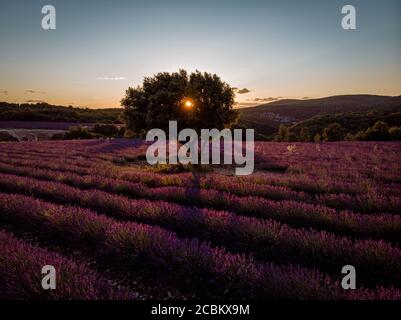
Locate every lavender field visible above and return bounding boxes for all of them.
[0,139,401,300]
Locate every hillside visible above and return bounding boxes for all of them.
[3,96,401,140]
[239,95,401,139]
[0,102,123,124]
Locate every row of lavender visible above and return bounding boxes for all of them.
[0,172,400,289]
[0,162,400,245]
[0,192,400,300]
[0,155,400,217]
[0,139,400,299]
[1,141,400,197]
[0,230,134,299]
[3,140,400,178]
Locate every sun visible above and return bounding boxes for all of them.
[184,100,193,108]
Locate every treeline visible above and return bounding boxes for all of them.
[275,106,401,142]
[0,102,122,123]
[276,121,401,142]
[51,124,127,140]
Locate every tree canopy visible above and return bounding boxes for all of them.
[121,70,238,136]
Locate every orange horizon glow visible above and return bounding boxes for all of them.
[2,89,401,110]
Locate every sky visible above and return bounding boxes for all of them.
[0,0,400,108]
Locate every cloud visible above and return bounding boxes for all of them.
[235,88,251,94]
[96,76,126,81]
[0,90,8,95]
[26,100,46,103]
[25,90,45,94]
[235,101,261,108]
[250,97,283,102]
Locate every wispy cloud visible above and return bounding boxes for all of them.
[25,89,46,94]
[26,100,46,103]
[0,90,8,95]
[96,76,126,81]
[235,88,251,94]
[249,97,283,102]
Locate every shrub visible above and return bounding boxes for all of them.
[64,126,94,140]
[299,127,311,142]
[93,124,121,137]
[123,129,135,139]
[353,121,392,141]
[364,121,390,141]
[276,125,291,141]
[313,133,322,143]
[353,130,367,141]
[344,133,355,141]
[389,126,401,141]
[322,123,345,142]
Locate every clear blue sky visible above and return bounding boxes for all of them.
[0,0,400,108]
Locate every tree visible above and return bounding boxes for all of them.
[314,133,322,143]
[353,121,391,141]
[353,130,367,141]
[299,127,311,142]
[93,124,120,137]
[63,126,94,140]
[344,133,355,141]
[121,70,238,136]
[389,126,401,141]
[322,123,345,142]
[364,121,390,141]
[276,125,291,142]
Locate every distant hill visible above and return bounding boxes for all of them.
[0,102,123,124]
[3,96,401,140]
[238,95,401,139]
